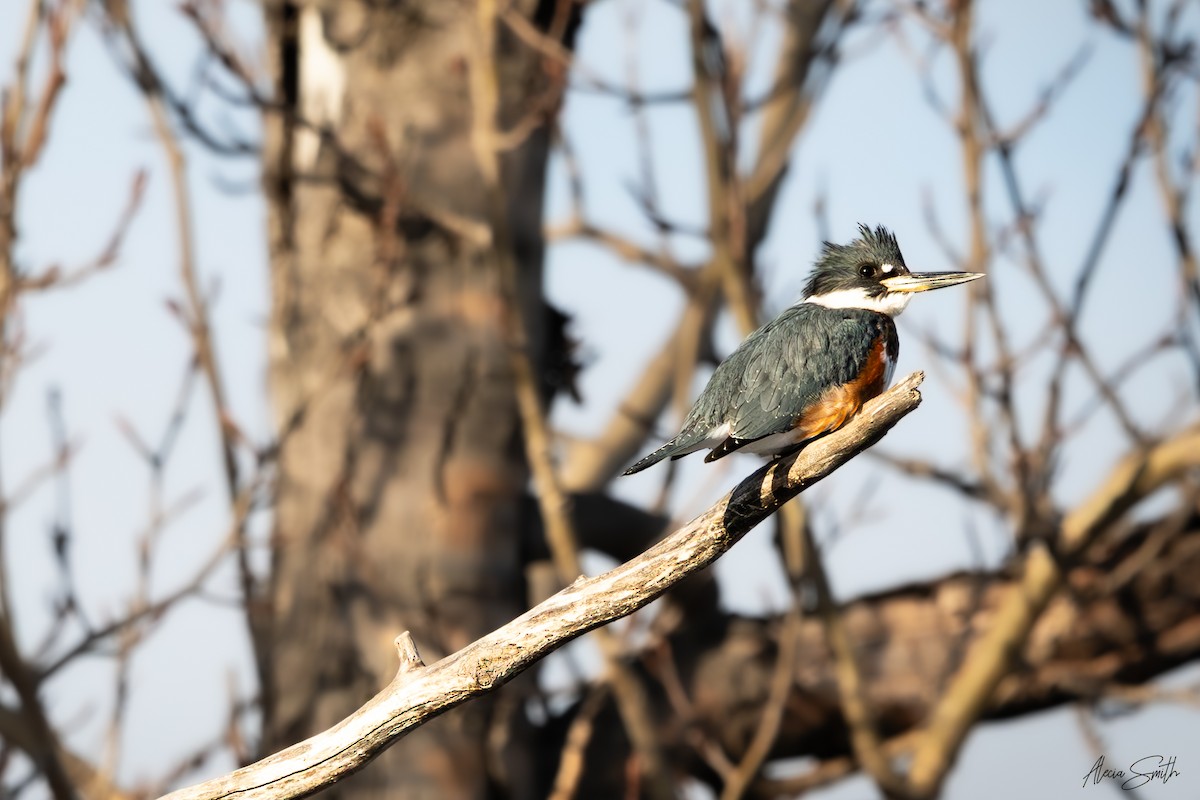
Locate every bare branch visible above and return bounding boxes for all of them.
[547,686,609,800]
[160,373,926,800]
[19,170,147,293]
[545,220,700,290]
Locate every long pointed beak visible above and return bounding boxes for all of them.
[881,271,985,293]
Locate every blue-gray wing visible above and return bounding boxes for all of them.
[717,305,892,444]
[627,304,897,473]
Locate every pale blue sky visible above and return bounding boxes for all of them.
[1,1,1196,797]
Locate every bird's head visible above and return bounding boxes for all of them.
[803,224,983,317]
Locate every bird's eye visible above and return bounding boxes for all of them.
[858,263,877,278]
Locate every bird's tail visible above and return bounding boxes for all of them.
[622,433,707,476]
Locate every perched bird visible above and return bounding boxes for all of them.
[623,224,983,475]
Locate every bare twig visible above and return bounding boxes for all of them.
[547,686,610,800]
[18,171,147,293]
[545,220,700,290]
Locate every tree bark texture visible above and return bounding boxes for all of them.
[261,2,572,796]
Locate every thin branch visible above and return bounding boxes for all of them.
[545,220,700,290]
[872,452,993,502]
[989,44,1092,147]
[546,686,609,800]
[17,170,147,293]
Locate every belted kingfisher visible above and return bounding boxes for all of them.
[623,225,983,475]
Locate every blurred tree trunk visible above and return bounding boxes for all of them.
[259,2,574,796]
